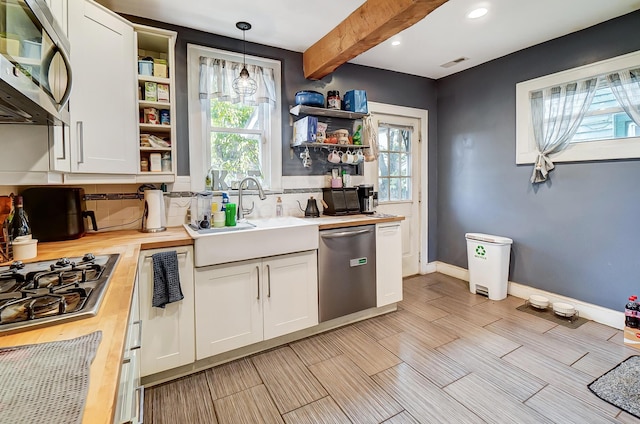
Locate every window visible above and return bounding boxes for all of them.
[187,45,282,191]
[516,50,640,165]
[377,123,413,202]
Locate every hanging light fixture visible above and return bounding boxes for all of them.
[233,21,257,96]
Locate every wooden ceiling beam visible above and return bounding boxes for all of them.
[303,0,448,80]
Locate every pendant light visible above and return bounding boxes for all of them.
[233,21,257,96]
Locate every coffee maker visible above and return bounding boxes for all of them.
[357,185,375,214]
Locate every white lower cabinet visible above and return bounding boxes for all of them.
[137,246,195,377]
[114,274,142,424]
[376,223,403,306]
[195,250,318,360]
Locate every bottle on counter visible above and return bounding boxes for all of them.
[625,296,638,328]
[221,191,230,212]
[9,196,31,242]
[205,171,213,191]
[276,196,283,217]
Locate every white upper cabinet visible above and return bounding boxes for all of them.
[67,0,137,174]
[45,0,68,36]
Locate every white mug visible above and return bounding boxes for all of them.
[328,149,342,164]
[354,149,365,164]
[342,149,354,164]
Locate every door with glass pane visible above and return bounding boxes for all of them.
[371,114,421,276]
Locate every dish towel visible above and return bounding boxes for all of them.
[152,250,183,308]
[0,331,101,424]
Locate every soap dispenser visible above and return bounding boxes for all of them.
[276,197,283,217]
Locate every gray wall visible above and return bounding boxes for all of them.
[436,10,640,310]
[127,16,439,261]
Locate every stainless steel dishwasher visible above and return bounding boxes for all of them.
[318,224,376,322]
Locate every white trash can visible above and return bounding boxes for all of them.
[465,233,513,300]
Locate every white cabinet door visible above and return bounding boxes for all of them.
[45,0,68,36]
[68,1,137,174]
[263,251,318,340]
[194,259,263,359]
[138,246,195,377]
[376,223,403,306]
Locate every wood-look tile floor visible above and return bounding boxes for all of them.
[144,273,640,424]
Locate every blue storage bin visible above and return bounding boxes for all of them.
[343,90,368,113]
[138,60,153,76]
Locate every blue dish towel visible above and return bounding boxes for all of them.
[152,251,184,308]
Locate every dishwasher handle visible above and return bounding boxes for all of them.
[321,227,373,239]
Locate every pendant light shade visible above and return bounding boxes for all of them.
[233,21,257,96]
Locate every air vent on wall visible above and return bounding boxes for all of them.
[440,57,469,68]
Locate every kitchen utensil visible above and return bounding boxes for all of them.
[341,149,355,164]
[295,90,325,107]
[21,187,97,242]
[297,197,320,217]
[328,149,342,164]
[141,189,167,232]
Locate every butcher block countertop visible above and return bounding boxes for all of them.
[0,227,192,424]
[0,214,402,423]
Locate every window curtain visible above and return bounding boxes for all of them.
[199,57,276,106]
[607,68,640,126]
[529,77,598,183]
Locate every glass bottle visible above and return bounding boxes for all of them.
[276,197,283,217]
[9,196,31,242]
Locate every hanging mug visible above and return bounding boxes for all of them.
[328,149,342,164]
[342,149,354,164]
[354,148,365,164]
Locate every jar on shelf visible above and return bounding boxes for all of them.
[327,90,341,110]
[161,153,171,172]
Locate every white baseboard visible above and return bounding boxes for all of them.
[423,261,437,274]
[431,261,624,330]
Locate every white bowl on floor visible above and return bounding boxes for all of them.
[529,294,549,309]
[553,302,576,317]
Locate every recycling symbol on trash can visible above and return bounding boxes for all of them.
[475,245,486,256]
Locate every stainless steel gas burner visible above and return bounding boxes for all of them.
[0,253,120,334]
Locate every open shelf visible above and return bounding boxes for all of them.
[289,105,368,120]
[291,142,369,149]
[139,100,171,109]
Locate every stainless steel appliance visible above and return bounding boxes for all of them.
[357,184,375,214]
[0,0,72,124]
[0,253,119,334]
[21,187,97,242]
[318,225,376,322]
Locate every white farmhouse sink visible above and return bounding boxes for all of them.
[184,217,319,267]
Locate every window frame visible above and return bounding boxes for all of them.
[515,50,640,165]
[377,123,413,204]
[187,44,282,192]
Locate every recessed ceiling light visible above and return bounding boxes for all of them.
[391,40,401,46]
[467,7,488,19]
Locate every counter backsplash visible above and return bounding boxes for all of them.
[0,183,338,233]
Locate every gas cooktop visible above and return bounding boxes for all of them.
[0,253,120,334]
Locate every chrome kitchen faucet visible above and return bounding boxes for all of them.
[237,177,267,221]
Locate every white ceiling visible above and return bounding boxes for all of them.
[97,0,640,79]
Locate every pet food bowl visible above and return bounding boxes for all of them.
[552,302,576,317]
[528,294,549,309]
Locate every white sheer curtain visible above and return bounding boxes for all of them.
[529,77,598,183]
[199,57,276,106]
[607,68,640,126]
